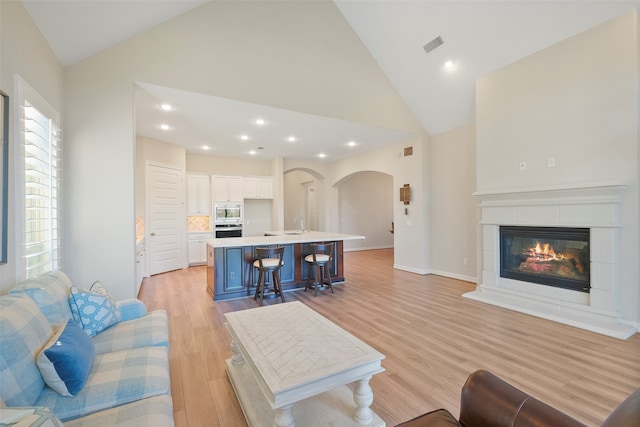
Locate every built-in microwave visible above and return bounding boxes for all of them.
[213,203,243,224]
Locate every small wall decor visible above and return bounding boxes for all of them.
[404,146,413,156]
[400,183,411,205]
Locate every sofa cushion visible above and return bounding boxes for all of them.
[91,310,169,354]
[35,346,170,421]
[9,271,73,325]
[0,295,52,406]
[63,395,174,427]
[36,320,95,396]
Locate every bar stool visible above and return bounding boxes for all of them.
[253,246,285,306]
[304,242,335,296]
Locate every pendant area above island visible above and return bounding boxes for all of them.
[205,232,365,301]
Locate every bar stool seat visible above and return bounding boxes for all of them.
[253,246,285,305]
[304,242,335,296]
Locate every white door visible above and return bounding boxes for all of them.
[147,163,186,275]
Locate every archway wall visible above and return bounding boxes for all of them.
[285,133,431,274]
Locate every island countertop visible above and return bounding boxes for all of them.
[206,231,364,248]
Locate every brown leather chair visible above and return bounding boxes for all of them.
[397,369,639,427]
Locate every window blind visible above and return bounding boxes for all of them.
[23,101,62,279]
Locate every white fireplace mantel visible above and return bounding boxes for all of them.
[465,182,636,339]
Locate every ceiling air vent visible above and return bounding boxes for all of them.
[423,36,444,54]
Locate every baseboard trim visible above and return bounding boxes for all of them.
[393,264,431,275]
[344,245,393,252]
[429,270,477,284]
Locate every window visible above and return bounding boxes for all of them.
[17,77,62,279]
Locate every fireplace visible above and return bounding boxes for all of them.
[500,226,590,293]
[465,183,635,339]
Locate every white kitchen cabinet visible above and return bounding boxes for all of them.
[188,233,212,265]
[256,177,273,199]
[187,175,211,215]
[243,176,273,199]
[212,175,243,202]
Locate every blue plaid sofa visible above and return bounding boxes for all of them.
[0,271,173,426]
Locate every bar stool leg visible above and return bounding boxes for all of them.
[274,270,285,303]
[254,270,263,301]
[323,263,334,293]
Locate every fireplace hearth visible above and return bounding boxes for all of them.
[500,226,590,293]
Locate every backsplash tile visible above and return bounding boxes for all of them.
[136,216,145,243]
[187,215,211,232]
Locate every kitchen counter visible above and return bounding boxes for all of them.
[205,232,364,301]
[206,231,364,248]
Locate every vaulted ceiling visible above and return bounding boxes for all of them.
[20,0,640,160]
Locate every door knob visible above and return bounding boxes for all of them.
[150,232,156,236]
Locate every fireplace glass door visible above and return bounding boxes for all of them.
[500,226,590,293]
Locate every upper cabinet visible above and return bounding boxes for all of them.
[187,175,211,215]
[212,175,244,202]
[243,176,273,199]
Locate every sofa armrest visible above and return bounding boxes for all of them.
[0,407,64,426]
[116,299,147,321]
[459,370,585,427]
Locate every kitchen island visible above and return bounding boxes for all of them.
[205,231,365,301]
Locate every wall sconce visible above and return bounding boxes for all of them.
[400,184,411,205]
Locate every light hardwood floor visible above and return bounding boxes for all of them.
[138,248,640,427]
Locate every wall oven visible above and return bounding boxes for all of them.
[215,224,242,238]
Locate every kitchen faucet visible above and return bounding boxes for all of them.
[294,216,305,232]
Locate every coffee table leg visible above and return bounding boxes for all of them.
[353,375,374,425]
[273,404,295,427]
[230,340,245,365]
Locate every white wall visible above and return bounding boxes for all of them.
[0,1,63,293]
[186,153,272,176]
[337,171,394,251]
[476,10,639,322]
[62,1,426,299]
[326,136,430,274]
[429,124,477,282]
[283,169,321,231]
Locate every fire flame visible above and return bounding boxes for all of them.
[531,241,563,261]
[522,241,584,274]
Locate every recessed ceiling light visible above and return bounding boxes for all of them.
[160,124,171,131]
[288,136,296,142]
[202,145,210,150]
[318,153,327,158]
[160,103,173,111]
[240,135,249,140]
[348,141,357,147]
[255,118,265,126]
[444,60,456,70]
[249,150,257,155]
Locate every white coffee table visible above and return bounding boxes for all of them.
[225,301,386,427]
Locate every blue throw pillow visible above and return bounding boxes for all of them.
[36,320,95,396]
[69,285,121,336]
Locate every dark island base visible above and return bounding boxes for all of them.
[206,241,344,301]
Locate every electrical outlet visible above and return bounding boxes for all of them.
[463,257,468,266]
[547,157,556,168]
[519,161,527,171]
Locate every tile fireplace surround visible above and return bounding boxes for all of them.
[465,182,637,339]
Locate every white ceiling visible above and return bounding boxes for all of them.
[135,83,415,161]
[21,0,640,160]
